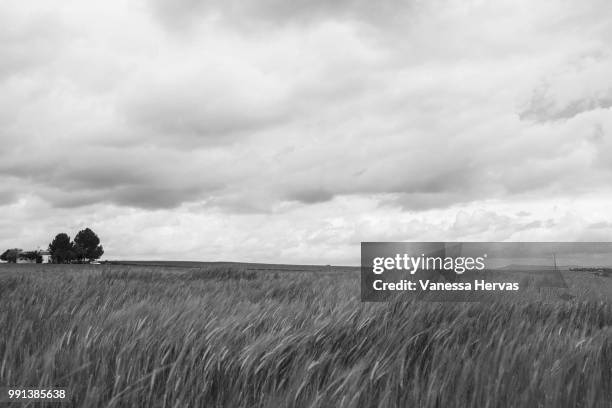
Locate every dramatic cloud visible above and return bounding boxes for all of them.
[149,0,419,31]
[520,85,612,124]
[1,0,612,263]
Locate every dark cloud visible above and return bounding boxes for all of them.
[381,193,463,211]
[519,86,612,123]
[520,220,542,230]
[108,185,212,209]
[40,190,104,209]
[201,195,276,214]
[0,189,19,206]
[0,146,225,210]
[588,221,612,229]
[0,8,67,80]
[287,188,334,204]
[0,157,148,190]
[40,183,221,210]
[124,79,291,147]
[150,0,416,30]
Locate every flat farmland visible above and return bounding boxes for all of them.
[1,263,612,407]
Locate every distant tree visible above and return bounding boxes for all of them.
[0,248,22,263]
[72,244,86,263]
[48,233,75,264]
[74,228,104,262]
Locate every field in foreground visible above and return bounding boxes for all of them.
[1,264,612,407]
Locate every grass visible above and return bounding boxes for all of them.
[1,264,612,407]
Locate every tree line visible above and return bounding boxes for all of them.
[1,228,104,264]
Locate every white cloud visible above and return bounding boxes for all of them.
[1,0,612,262]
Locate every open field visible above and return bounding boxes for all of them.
[1,264,612,407]
[108,260,357,273]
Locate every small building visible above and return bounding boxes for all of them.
[15,249,52,264]
[40,251,52,263]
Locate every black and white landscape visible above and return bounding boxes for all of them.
[1,0,612,407]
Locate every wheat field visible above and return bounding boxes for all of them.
[1,264,612,407]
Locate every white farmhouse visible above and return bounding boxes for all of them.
[40,251,52,263]
[15,250,52,264]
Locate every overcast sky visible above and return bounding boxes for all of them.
[1,0,612,264]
